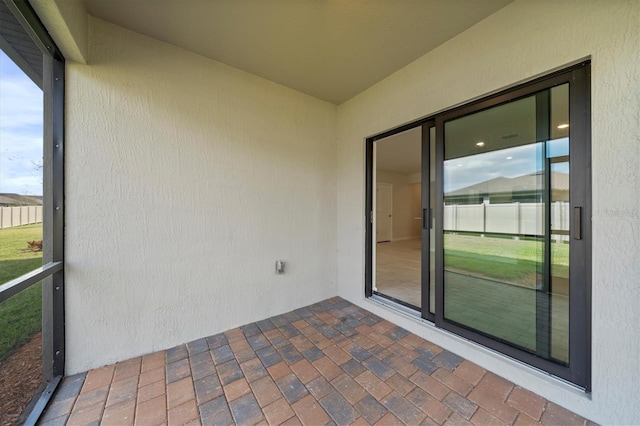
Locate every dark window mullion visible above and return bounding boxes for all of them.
[364,139,374,298]
[42,53,65,381]
[568,65,592,390]
[434,115,445,328]
[535,90,552,360]
[421,122,435,321]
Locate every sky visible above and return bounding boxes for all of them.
[444,139,569,193]
[0,50,43,196]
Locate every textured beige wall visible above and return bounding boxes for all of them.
[337,1,640,423]
[65,18,337,373]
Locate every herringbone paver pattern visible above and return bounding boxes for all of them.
[38,297,592,425]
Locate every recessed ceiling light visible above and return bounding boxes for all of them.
[476,141,485,147]
[457,164,462,167]
[557,123,569,129]
[506,156,513,160]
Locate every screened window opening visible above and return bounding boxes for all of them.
[0,0,65,423]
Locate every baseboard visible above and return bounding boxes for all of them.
[391,236,420,241]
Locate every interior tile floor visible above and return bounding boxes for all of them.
[375,239,569,364]
[38,297,593,426]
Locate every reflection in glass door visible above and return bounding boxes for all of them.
[442,85,570,364]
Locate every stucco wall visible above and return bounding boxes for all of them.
[336,0,639,424]
[65,18,337,373]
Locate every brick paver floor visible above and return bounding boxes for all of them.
[38,297,593,425]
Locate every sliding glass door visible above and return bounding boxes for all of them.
[366,63,590,389]
[442,84,570,365]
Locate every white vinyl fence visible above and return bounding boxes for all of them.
[0,206,43,229]
[444,201,569,240]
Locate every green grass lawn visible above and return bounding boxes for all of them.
[0,224,43,362]
[444,233,569,287]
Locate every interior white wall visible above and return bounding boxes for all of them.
[336,1,640,424]
[65,17,337,374]
[376,170,421,240]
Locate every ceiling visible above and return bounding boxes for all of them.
[1,1,43,88]
[376,127,422,174]
[82,0,514,105]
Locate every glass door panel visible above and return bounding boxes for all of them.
[373,127,422,309]
[443,87,570,363]
[549,84,570,364]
